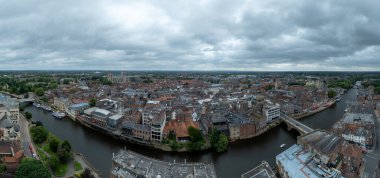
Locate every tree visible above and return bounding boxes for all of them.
[210,130,229,152]
[57,147,72,163]
[30,126,48,144]
[89,98,96,107]
[80,168,95,178]
[34,88,44,96]
[168,130,176,141]
[48,155,59,170]
[328,89,337,99]
[61,140,72,152]
[57,140,72,162]
[215,134,228,152]
[49,138,60,152]
[63,79,70,85]
[25,112,32,120]
[0,164,6,173]
[15,158,50,178]
[187,126,205,151]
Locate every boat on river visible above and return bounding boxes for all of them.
[280,144,286,148]
[52,112,65,119]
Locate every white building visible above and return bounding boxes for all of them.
[263,101,280,123]
[141,107,166,142]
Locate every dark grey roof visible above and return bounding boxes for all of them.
[0,114,13,129]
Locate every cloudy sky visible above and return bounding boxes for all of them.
[1,0,380,71]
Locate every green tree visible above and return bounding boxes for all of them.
[24,112,32,120]
[48,155,59,170]
[89,98,96,107]
[215,134,228,152]
[34,88,45,96]
[49,83,58,89]
[328,89,337,99]
[49,138,60,152]
[30,126,48,144]
[63,79,70,85]
[187,126,205,151]
[0,164,6,173]
[168,130,176,141]
[15,158,50,178]
[210,130,229,152]
[170,141,180,151]
[80,168,95,178]
[57,140,72,162]
[61,140,72,152]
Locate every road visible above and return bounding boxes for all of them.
[19,113,34,158]
[363,110,380,178]
[280,113,314,134]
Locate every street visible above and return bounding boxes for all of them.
[19,113,34,158]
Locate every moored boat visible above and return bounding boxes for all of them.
[52,112,65,119]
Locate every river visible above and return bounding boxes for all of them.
[23,88,356,178]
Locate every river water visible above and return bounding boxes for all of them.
[23,89,356,178]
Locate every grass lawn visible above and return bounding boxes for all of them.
[42,143,54,155]
[36,147,48,161]
[53,163,68,177]
[74,161,83,171]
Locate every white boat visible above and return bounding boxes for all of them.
[33,103,41,108]
[52,112,65,119]
[280,144,286,148]
[344,109,348,112]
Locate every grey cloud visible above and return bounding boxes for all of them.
[0,0,379,70]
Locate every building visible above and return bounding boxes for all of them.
[225,113,254,141]
[277,129,364,178]
[108,114,124,129]
[107,72,127,83]
[263,102,280,123]
[53,97,71,112]
[110,149,216,178]
[69,102,90,115]
[0,95,19,124]
[164,118,200,142]
[141,107,167,142]
[141,107,165,126]
[0,141,24,174]
[0,114,19,141]
[334,113,375,149]
[83,107,113,128]
[241,161,276,178]
[276,144,342,178]
[151,113,167,142]
[121,121,151,141]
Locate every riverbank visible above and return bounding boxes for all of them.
[290,99,336,120]
[22,88,357,178]
[28,97,335,155]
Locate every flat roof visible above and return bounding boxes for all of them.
[241,161,276,178]
[109,114,123,120]
[111,150,217,178]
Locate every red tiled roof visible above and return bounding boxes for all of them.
[164,118,200,138]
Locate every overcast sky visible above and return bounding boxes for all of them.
[1,0,380,71]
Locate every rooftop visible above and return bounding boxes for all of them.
[298,130,343,156]
[241,161,276,178]
[111,149,217,178]
[276,144,342,178]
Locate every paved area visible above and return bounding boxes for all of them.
[19,113,35,158]
[280,113,314,134]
